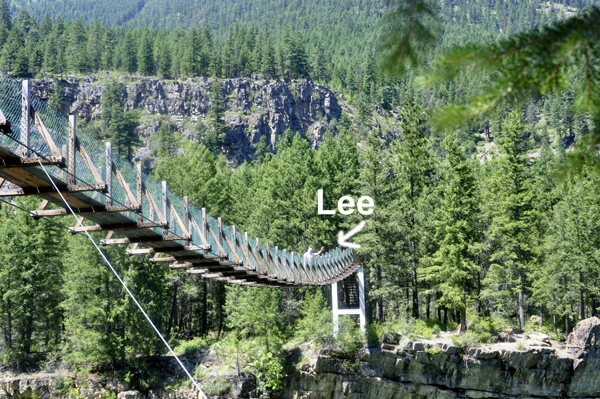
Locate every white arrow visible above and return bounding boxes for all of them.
[338,221,367,249]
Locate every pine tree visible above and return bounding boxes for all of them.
[483,108,539,332]
[260,31,275,76]
[43,36,58,73]
[0,198,64,357]
[101,79,122,127]
[119,31,137,74]
[311,42,325,83]
[0,0,11,48]
[49,81,63,112]
[540,171,600,332]
[137,29,155,76]
[207,79,228,137]
[353,131,395,321]
[392,96,433,319]
[87,19,103,71]
[157,122,176,157]
[67,19,90,73]
[0,26,28,76]
[100,29,115,70]
[156,40,172,77]
[40,13,52,37]
[426,131,479,332]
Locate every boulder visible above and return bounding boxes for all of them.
[233,372,256,397]
[116,391,142,399]
[566,316,600,350]
[381,331,402,345]
[495,332,516,343]
[526,339,550,347]
[528,332,551,344]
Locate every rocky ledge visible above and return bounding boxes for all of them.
[29,75,343,164]
[3,318,600,399]
[284,317,600,399]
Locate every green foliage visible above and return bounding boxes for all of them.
[225,286,285,353]
[173,337,212,355]
[201,376,230,397]
[295,289,334,348]
[60,233,167,366]
[425,345,442,359]
[424,130,479,331]
[379,0,440,76]
[255,350,284,391]
[482,109,539,332]
[49,81,63,112]
[0,198,64,358]
[101,79,138,160]
[334,317,365,356]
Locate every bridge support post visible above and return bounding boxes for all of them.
[332,266,366,336]
[105,142,112,206]
[20,80,30,157]
[68,115,76,186]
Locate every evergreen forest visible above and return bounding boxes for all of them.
[1,0,600,394]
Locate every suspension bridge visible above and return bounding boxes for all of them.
[0,73,365,291]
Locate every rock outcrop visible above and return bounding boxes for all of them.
[282,318,600,399]
[3,318,600,399]
[28,75,343,164]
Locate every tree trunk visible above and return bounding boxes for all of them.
[518,267,525,332]
[412,266,419,319]
[443,307,448,325]
[580,272,585,320]
[23,314,33,354]
[459,282,467,334]
[477,271,482,315]
[6,298,11,348]
[375,264,383,322]
[426,295,430,320]
[167,283,178,339]
[540,306,544,327]
[202,280,208,334]
[565,312,570,335]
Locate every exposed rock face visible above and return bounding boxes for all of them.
[566,316,600,351]
[28,76,342,164]
[280,318,600,399]
[3,318,600,399]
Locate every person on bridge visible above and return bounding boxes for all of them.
[303,246,324,265]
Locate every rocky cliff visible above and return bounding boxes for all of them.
[3,318,599,399]
[28,75,343,165]
[284,317,600,399]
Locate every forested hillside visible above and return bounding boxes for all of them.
[0,0,593,155]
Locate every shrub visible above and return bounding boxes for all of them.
[295,290,335,349]
[451,330,490,349]
[202,376,230,396]
[425,346,442,359]
[173,336,213,355]
[468,318,493,344]
[255,351,284,391]
[335,316,365,355]
[515,341,526,351]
